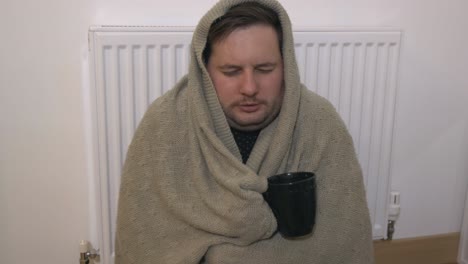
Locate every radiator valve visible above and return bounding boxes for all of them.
[79,240,100,264]
[386,191,400,240]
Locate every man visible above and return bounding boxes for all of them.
[115,0,374,263]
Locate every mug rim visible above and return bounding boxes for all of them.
[268,171,315,185]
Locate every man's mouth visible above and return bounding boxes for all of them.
[238,103,261,113]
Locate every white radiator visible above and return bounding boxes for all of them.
[88,26,401,263]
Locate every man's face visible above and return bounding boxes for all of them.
[207,24,284,131]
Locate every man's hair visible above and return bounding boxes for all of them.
[202,2,283,64]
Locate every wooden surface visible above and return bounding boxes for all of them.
[374,232,460,264]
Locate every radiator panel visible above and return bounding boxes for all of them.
[89,27,401,263]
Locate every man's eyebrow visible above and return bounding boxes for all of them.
[255,62,277,68]
[218,64,242,70]
[218,62,278,70]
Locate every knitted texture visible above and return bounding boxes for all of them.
[115,0,374,263]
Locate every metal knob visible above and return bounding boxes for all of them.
[79,240,100,263]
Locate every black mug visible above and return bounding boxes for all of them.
[263,172,316,238]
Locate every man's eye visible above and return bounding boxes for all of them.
[222,70,240,76]
[257,68,274,73]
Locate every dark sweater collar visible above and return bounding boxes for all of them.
[230,127,261,164]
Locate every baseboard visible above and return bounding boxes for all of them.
[374,232,460,264]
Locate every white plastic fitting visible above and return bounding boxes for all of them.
[388,191,401,221]
[79,240,89,254]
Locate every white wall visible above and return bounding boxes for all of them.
[0,0,94,263]
[1,0,467,263]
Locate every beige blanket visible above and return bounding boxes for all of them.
[115,0,374,263]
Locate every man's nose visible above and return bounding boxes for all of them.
[240,71,258,96]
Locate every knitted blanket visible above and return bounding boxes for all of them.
[115,0,374,263]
